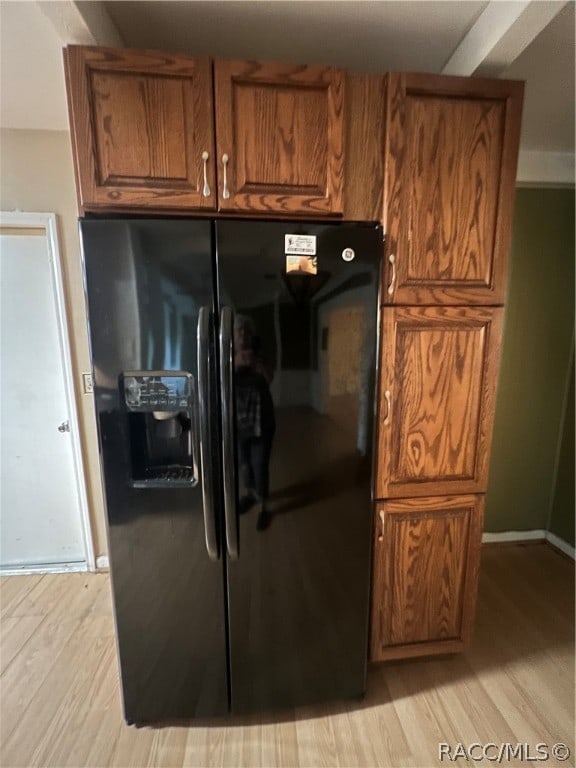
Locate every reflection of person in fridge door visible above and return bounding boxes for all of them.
[234,314,275,531]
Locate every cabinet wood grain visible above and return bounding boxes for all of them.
[214,60,344,215]
[383,73,523,304]
[343,73,386,221]
[64,46,216,213]
[376,306,504,499]
[370,495,484,661]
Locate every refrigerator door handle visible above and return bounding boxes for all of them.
[219,306,239,559]
[197,306,219,561]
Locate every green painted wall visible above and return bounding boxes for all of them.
[549,359,575,545]
[485,187,575,534]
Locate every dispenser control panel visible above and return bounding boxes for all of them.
[122,371,193,411]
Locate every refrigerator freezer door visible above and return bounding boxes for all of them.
[216,219,382,713]
[81,218,228,722]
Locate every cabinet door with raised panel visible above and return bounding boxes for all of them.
[376,306,503,499]
[370,495,484,662]
[64,46,216,213]
[383,73,523,305]
[214,60,345,215]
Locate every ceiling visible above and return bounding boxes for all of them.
[503,2,574,151]
[102,1,487,73]
[0,0,574,160]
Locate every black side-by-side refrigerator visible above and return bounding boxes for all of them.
[80,217,382,724]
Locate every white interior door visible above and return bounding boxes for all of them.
[0,213,92,570]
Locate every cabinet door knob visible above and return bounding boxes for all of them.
[201,151,211,197]
[383,390,391,426]
[378,509,385,541]
[387,253,396,296]
[222,153,230,200]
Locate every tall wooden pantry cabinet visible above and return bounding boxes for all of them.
[370,73,524,661]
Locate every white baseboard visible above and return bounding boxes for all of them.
[0,561,87,576]
[545,531,576,560]
[1,555,112,575]
[483,529,575,559]
[482,529,547,543]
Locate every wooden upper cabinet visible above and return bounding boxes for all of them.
[375,306,503,499]
[370,495,484,661]
[383,73,524,305]
[213,60,345,215]
[64,46,216,213]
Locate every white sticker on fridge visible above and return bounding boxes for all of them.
[284,234,317,256]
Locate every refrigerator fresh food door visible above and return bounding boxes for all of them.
[81,218,228,723]
[215,219,382,713]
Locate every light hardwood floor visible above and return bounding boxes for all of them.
[0,542,573,768]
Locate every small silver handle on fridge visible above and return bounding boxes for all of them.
[201,151,211,198]
[197,307,219,561]
[387,253,396,296]
[383,390,392,426]
[219,305,238,559]
[222,154,230,200]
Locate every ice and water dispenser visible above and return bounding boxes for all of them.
[121,372,197,487]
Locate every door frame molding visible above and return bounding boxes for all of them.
[0,211,95,571]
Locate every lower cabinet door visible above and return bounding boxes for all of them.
[370,495,484,662]
[375,306,504,499]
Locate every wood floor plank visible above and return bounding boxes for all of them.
[81,697,124,768]
[203,726,228,768]
[0,614,44,673]
[294,706,339,767]
[358,669,413,767]
[229,721,263,767]
[329,706,381,768]
[273,719,301,767]
[384,662,462,766]
[147,727,189,768]
[468,549,574,750]
[4,573,68,617]
[0,574,44,618]
[0,542,573,768]
[473,656,573,751]
[257,723,280,767]
[5,572,88,619]
[397,661,513,764]
[0,616,79,749]
[107,723,156,768]
[484,549,574,635]
[181,725,210,767]
[1,581,110,766]
[424,656,517,745]
[35,638,117,768]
